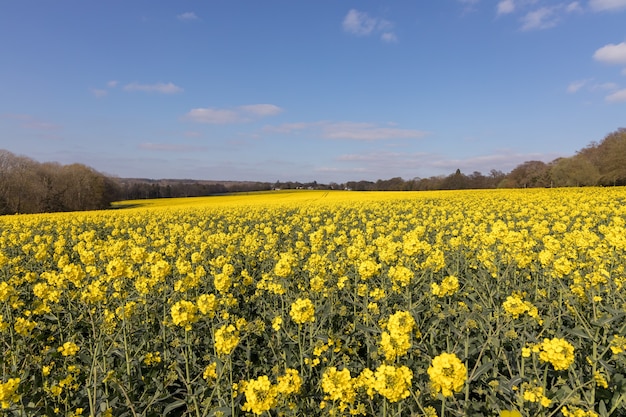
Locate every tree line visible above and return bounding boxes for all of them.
[1,128,624,214]
[0,150,120,215]
[344,128,626,191]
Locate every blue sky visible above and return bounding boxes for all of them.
[1,1,625,183]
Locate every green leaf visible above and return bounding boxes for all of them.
[209,406,232,416]
[566,326,591,340]
[598,399,608,417]
[162,399,187,416]
[470,361,493,382]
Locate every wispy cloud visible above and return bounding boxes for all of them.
[183,104,283,124]
[23,121,62,131]
[458,0,480,13]
[333,149,558,177]
[123,82,183,94]
[497,0,516,16]
[264,120,428,141]
[139,142,206,152]
[589,0,626,11]
[343,9,377,35]
[499,2,583,30]
[606,88,626,102]
[342,9,397,42]
[177,12,198,21]
[567,79,589,93]
[323,122,428,141]
[593,41,626,64]
[238,104,283,117]
[567,78,619,93]
[90,88,108,98]
[89,80,119,98]
[381,32,398,43]
[521,6,561,30]
[566,2,583,13]
[1,113,62,131]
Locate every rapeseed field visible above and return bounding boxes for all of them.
[1,188,626,417]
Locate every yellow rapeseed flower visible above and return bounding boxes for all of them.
[372,364,413,403]
[276,368,302,395]
[538,338,575,371]
[58,342,80,356]
[321,367,355,407]
[202,362,217,380]
[214,324,240,356]
[289,298,315,325]
[427,352,467,397]
[0,378,20,409]
[241,375,278,415]
[170,300,198,330]
[431,275,459,297]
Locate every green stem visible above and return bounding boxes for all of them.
[441,395,446,417]
[184,331,201,417]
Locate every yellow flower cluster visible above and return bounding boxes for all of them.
[610,335,626,355]
[502,293,542,323]
[214,324,240,356]
[0,378,20,409]
[320,364,412,410]
[380,310,416,361]
[371,364,413,402]
[561,406,600,417]
[289,298,315,325]
[58,341,80,356]
[538,338,575,371]
[321,367,355,407]
[522,382,551,407]
[241,369,302,415]
[427,352,467,397]
[170,300,198,330]
[431,275,459,297]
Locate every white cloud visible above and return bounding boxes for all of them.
[323,122,429,141]
[184,108,240,124]
[342,9,397,42]
[566,2,583,13]
[177,12,198,21]
[622,68,626,75]
[458,0,480,13]
[589,0,626,11]
[107,80,118,88]
[238,104,283,117]
[264,121,428,141]
[140,142,206,152]
[1,113,62,131]
[593,42,626,64]
[23,121,62,131]
[497,0,516,15]
[381,32,398,43]
[90,88,108,98]
[342,9,378,36]
[591,82,619,91]
[520,7,560,30]
[567,79,588,93]
[184,104,283,124]
[123,82,183,94]
[262,121,323,134]
[334,149,559,177]
[606,88,626,102]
